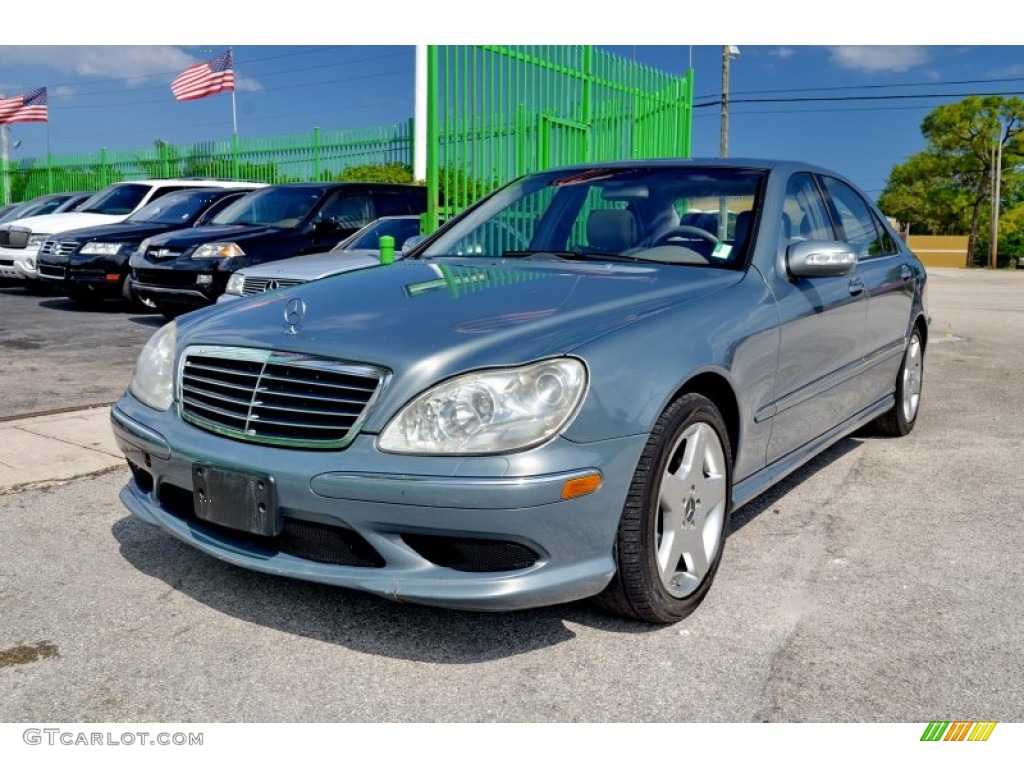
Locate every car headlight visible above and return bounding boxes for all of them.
[378,358,587,455]
[130,321,177,411]
[225,273,245,296]
[192,242,245,260]
[80,242,125,255]
[27,233,50,247]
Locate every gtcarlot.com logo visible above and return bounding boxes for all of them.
[921,721,997,742]
[23,729,203,746]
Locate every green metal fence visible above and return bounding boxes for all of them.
[425,45,694,232]
[2,122,413,205]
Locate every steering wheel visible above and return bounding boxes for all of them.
[651,225,720,248]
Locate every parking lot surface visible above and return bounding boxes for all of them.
[0,269,1022,721]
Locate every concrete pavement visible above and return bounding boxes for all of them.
[0,406,122,493]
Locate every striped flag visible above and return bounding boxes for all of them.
[171,50,235,102]
[0,88,48,124]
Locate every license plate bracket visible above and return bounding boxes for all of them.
[192,465,281,537]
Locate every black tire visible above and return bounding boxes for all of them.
[869,327,924,437]
[121,275,157,313]
[594,393,733,624]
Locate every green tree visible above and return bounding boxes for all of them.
[879,96,1024,267]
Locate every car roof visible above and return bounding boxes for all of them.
[538,157,837,176]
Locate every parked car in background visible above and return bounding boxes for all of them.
[129,182,427,318]
[218,214,422,302]
[36,186,260,309]
[112,159,929,624]
[0,192,91,228]
[0,179,256,284]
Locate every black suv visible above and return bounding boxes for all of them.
[36,187,256,308]
[129,182,427,318]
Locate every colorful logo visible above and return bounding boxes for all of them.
[921,721,997,741]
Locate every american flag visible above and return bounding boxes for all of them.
[171,50,235,102]
[0,87,48,124]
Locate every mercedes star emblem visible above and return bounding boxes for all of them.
[283,297,306,335]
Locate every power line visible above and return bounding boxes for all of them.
[695,88,1024,109]
[693,73,1024,101]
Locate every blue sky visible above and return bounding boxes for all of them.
[1,8,1021,202]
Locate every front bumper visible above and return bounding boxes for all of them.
[110,394,647,612]
[0,244,40,280]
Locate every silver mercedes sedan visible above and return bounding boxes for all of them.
[112,159,927,624]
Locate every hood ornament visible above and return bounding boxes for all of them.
[283,297,306,335]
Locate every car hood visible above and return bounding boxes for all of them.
[147,223,285,246]
[179,259,743,421]
[237,249,383,281]
[57,222,184,244]
[1,212,128,234]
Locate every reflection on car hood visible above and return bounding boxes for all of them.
[55,222,184,244]
[235,249,384,281]
[0,212,126,233]
[181,259,742,409]
[146,223,283,246]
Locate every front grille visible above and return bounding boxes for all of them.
[0,230,8,247]
[37,264,66,279]
[242,276,306,296]
[403,534,540,572]
[134,268,201,287]
[179,346,387,449]
[145,246,185,260]
[38,240,78,261]
[157,482,384,567]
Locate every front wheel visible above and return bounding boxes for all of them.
[594,393,733,624]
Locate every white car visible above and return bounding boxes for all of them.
[0,179,258,282]
[218,215,423,303]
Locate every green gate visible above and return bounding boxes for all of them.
[425,45,694,232]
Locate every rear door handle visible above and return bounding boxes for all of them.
[901,265,913,281]
[849,278,865,296]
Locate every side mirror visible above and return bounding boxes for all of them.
[402,234,427,256]
[312,218,340,237]
[787,240,857,278]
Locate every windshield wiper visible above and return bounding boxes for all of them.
[502,250,638,263]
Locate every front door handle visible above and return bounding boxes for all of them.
[901,264,913,281]
[849,278,865,296]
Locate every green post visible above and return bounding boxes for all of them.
[378,235,395,265]
[232,134,240,179]
[100,148,109,187]
[681,67,694,158]
[582,45,593,161]
[313,127,321,181]
[47,152,53,193]
[426,45,440,234]
[0,152,6,205]
[160,142,170,178]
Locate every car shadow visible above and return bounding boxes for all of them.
[727,435,863,534]
[111,516,658,663]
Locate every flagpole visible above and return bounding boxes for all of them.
[230,48,239,179]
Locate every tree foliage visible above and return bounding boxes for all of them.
[879,96,1024,266]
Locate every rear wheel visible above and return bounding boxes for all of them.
[870,328,924,437]
[595,393,733,624]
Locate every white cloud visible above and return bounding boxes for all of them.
[54,86,75,98]
[828,46,929,73]
[0,46,262,91]
[771,47,796,59]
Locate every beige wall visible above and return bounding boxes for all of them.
[907,235,969,268]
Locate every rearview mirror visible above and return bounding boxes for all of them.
[787,240,857,278]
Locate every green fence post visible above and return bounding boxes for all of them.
[313,127,321,181]
[426,45,440,234]
[582,45,593,161]
[160,141,170,178]
[101,148,109,187]
[232,134,240,179]
[47,152,53,193]
[1,151,7,205]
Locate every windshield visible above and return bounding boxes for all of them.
[79,184,150,215]
[211,186,323,228]
[336,217,421,251]
[127,189,219,225]
[422,166,765,268]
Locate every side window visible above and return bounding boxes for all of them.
[372,191,413,217]
[821,176,893,259]
[783,173,834,243]
[318,193,374,232]
[147,186,191,204]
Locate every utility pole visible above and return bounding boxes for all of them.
[720,46,740,158]
[990,123,1003,270]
